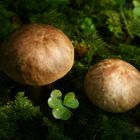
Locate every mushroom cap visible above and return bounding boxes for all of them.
[84,58,140,113]
[0,24,74,86]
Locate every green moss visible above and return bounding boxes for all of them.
[0,0,140,139]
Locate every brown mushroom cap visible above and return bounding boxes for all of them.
[0,24,74,86]
[84,58,140,113]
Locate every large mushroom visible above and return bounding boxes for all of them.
[0,24,74,86]
[84,58,140,113]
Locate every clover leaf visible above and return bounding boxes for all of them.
[48,97,62,108]
[47,89,79,120]
[52,106,71,120]
[63,92,79,109]
[50,89,62,98]
[48,89,62,108]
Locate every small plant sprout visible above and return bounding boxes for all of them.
[80,17,96,35]
[48,89,79,120]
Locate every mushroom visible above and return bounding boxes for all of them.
[84,58,140,113]
[0,24,74,86]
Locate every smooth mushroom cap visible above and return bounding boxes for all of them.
[0,24,74,86]
[84,58,140,113]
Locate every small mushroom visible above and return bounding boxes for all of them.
[84,58,140,113]
[0,24,74,86]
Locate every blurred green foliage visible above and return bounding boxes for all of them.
[0,0,140,140]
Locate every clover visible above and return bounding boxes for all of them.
[48,89,79,120]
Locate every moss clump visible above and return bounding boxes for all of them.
[0,0,140,139]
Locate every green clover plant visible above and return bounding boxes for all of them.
[48,89,79,120]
